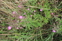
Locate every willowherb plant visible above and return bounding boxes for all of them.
[17,0,52,30]
[0,0,62,41]
[0,0,52,30]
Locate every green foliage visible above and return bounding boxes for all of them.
[0,0,62,41]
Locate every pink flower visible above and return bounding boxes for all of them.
[27,8,30,10]
[19,16,24,19]
[16,27,19,29]
[8,26,12,30]
[20,27,23,29]
[12,11,16,14]
[40,9,43,11]
[56,15,58,16]
[30,15,32,17]
[18,5,22,8]
[34,10,36,12]
[52,30,56,32]
[51,13,54,15]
